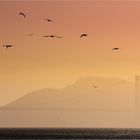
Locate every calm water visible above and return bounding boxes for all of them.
[0,128,140,139]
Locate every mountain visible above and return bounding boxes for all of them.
[0,77,136,127]
[3,77,134,110]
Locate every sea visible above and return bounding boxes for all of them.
[1,128,140,139]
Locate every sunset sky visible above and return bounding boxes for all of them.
[0,0,140,106]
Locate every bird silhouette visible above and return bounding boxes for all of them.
[92,85,98,88]
[28,33,34,36]
[112,47,120,51]
[80,34,88,38]
[19,12,26,18]
[3,45,13,51]
[43,35,62,38]
[44,19,53,22]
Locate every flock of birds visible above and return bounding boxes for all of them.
[2,12,120,52]
[2,11,122,90]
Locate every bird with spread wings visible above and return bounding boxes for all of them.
[19,12,26,18]
[43,35,62,38]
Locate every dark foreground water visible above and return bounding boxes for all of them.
[1,128,140,139]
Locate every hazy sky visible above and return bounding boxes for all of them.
[0,0,140,106]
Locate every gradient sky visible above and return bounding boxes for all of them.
[0,0,140,106]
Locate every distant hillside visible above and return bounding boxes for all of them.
[4,77,134,110]
[0,77,136,128]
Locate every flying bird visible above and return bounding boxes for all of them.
[112,47,120,51]
[80,34,88,38]
[3,45,13,51]
[19,12,26,18]
[92,85,98,88]
[43,35,62,38]
[28,33,34,36]
[44,19,53,22]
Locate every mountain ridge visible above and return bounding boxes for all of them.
[3,76,134,110]
[0,76,136,128]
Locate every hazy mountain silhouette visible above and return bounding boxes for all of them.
[3,77,134,110]
[0,77,136,128]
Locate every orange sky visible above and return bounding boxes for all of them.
[0,0,140,106]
